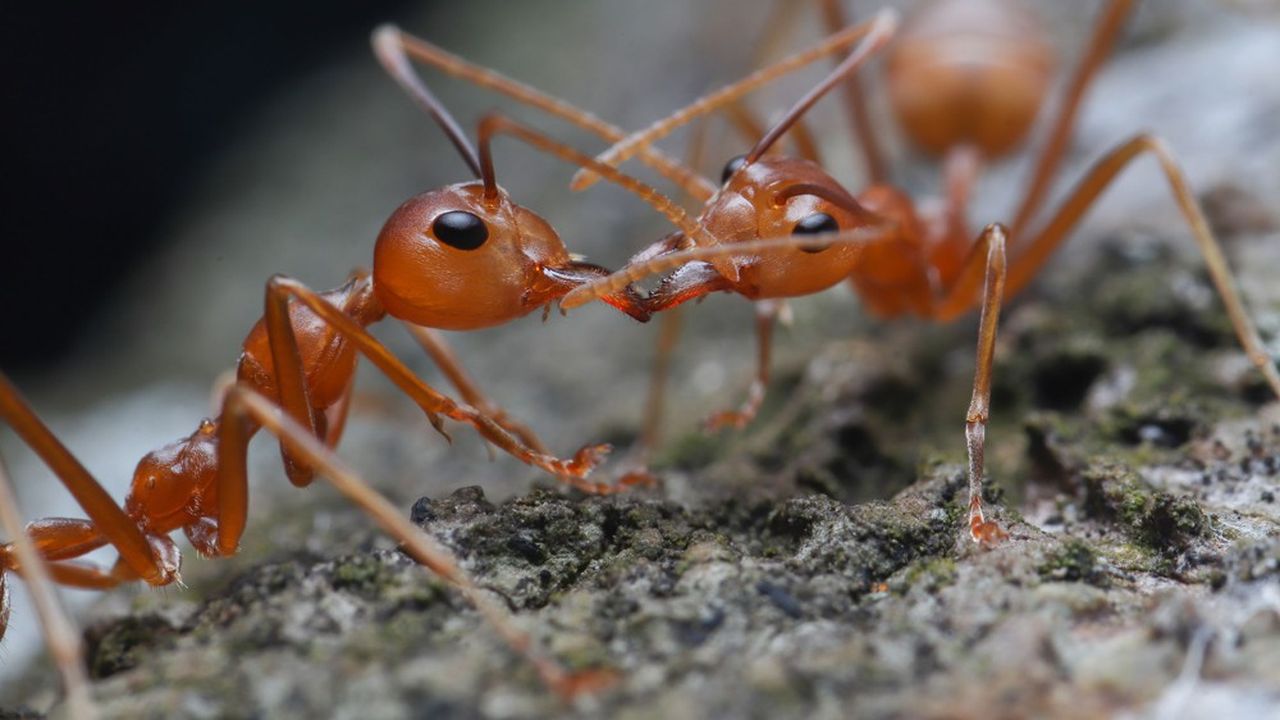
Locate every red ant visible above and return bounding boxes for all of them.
[561,1,1280,544]
[0,25,747,707]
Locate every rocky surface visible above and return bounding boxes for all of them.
[4,1,1280,718]
[8,224,1280,718]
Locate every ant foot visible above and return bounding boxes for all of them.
[969,518,1009,546]
[702,409,752,433]
[618,469,662,489]
[560,443,613,478]
[548,667,620,700]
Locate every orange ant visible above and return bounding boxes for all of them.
[0,24,752,706]
[561,2,1280,544]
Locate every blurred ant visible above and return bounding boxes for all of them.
[0,24,748,706]
[562,1,1280,544]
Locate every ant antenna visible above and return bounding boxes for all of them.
[373,25,484,179]
[746,11,897,163]
[570,9,898,192]
[475,113,719,245]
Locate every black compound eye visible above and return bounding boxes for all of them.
[720,154,748,184]
[793,212,838,253]
[432,210,488,250]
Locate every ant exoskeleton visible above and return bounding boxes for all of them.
[0,24,742,707]
[561,2,1280,544]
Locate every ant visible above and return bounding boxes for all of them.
[0,24,749,707]
[561,1,1280,544]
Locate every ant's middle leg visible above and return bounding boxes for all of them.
[704,301,781,432]
[932,224,1010,544]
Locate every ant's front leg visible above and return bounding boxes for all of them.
[932,224,1010,544]
[704,300,781,432]
[400,322,550,455]
[257,278,614,501]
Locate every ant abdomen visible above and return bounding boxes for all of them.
[885,0,1055,158]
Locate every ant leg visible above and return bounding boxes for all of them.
[933,225,1010,544]
[637,308,685,462]
[1009,0,1137,237]
[819,0,889,182]
[0,455,98,719]
[571,9,898,191]
[754,0,809,66]
[929,145,984,294]
[322,376,355,449]
[634,118,711,467]
[221,385,615,698]
[475,113,718,256]
[270,276,615,492]
[0,373,170,584]
[787,118,823,166]
[1006,134,1280,398]
[400,323,550,455]
[373,26,716,203]
[705,301,780,431]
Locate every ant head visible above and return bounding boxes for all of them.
[694,16,897,297]
[707,155,875,299]
[885,0,1054,158]
[372,181,584,330]
[370,29,649,327]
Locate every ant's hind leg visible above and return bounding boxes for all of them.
[704,301,780,432]
[0,454,98,719]
[932,225,1010,544]
[1005,134,1280,399]
[220,385,616,699]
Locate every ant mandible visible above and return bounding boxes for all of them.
[561,1,1280,544]
[0,25,737,706]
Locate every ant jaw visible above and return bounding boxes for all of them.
[535,261,651,323]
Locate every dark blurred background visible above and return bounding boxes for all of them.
[1,1,415,374]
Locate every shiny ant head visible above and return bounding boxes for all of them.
[707,153,876,299]
[373,182,590,330]
[369,28,648,328]
[686,24,903,300]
